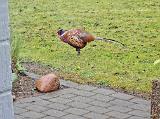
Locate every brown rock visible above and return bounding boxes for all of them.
[35,74,60,93]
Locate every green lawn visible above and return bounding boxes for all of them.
[9,0,160,93]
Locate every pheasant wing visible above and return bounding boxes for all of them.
[68,36,86,48]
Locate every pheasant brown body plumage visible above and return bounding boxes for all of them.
[57,28,125,55]
[57,29,95,55]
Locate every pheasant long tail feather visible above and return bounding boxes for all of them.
[95,37,125,47]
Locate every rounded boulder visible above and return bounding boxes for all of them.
[35,73,60,93]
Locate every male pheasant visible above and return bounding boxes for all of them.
[57,28,124,55]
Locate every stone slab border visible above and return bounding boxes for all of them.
[0,0,14,118]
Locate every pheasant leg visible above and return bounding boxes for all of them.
[76,48,80,56]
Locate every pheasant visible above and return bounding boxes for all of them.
[57,28,124,55]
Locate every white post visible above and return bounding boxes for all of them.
[0,0,15,118]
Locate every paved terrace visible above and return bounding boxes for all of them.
[14,80,150,119]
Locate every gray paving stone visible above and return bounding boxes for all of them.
[18,97,42,103]
[13,101,21,105]
[15,115,26,119]
[43,109,68,117]
[90,94,114,102]
[111,93,134,100]
[47,103,70,111]
[128,116,147,119]
[109,99,135,107]
[15,102,33,108]
[61,114,86,119]
[129,98,150,106]
[60,80,79,88]
[25,104,48,112]
[75,85,97,91]
[64,108,89,115]
[48,88,76,96]
[33,99,51,106]
[71,90,96,97]
[15,115,34,119]
[71,96,95,103]
[86,106,111,114]
[39,93,59,100]
[130,103,150,112]
[83,112,110,119]
[59,93,77,99]
[128,110,150,118]
[14,106,28,115]
[92,88,116,95]
[20,111,46,119]
[22,117,43,119]
[88,100,112,108]
[41,116,59,119]
[106,111,131,119]
[49,97,73,104]
[108,105,133,113]
[66,101,91,109]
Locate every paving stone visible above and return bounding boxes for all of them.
[75,85,97,91]
[88,100,112,108]
[61,114,86,119]
[83,112,110,119]
[20,111,46,119]
[71,96,95,103]
[109,99,135,107]
[49,97,73,104]
[41,116,59,119]
[64,108,89,115]
[59,93,77,99]
[13,101,21,105]
[92,88,116,95]
[47,103,70,111]
[71,90,96,97]
[106,111,131,119]
[111,93,134,100]
[48,88,75,96]
[128,116,147,119]
[43,109,68,117]
[60,80,79,88]
[15,102,33,108]
[66,101,91,109]
[129,98,150,106]
[25,104,48,112]
[86,106,110,114]
[15,115,26,119]
[14,106,28,115]
[33,99,51,106]
[18,97,42,103]
[128,110,150,118]
[108,105,133,113]
[39,93,59,100]
[90,94,114,102]
[130,103,150,112]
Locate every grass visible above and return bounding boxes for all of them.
[9,0,160,93]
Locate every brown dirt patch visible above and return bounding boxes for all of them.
[12,75,40,100]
